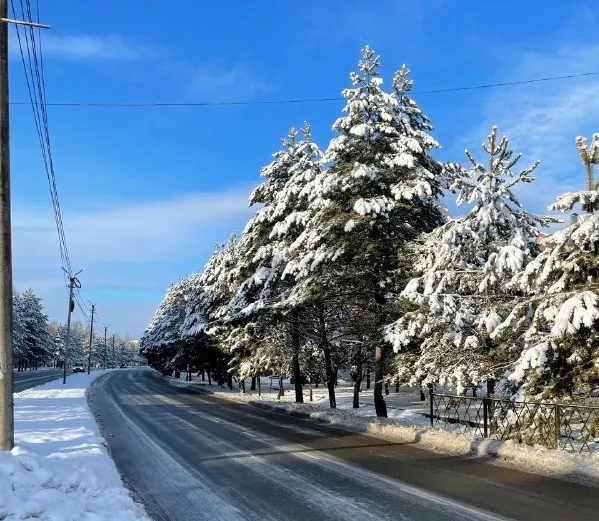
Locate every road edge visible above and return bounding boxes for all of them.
[165,375,599,489]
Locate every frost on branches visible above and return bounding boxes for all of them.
[495,134,599,399]
[386,127,551,393]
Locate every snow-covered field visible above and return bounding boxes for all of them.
[0,370,149,521]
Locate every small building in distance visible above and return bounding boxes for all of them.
[536,213,578,252]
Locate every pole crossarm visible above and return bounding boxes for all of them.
[0,17,50,29]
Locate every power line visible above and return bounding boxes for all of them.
[7,70,599,108]
[11,0,72,283]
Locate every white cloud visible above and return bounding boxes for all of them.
[189,62,269,97]
[457,43,599,216]
[12,33,166,61]
[12,187,254,336]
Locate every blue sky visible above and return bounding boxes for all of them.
[9,0,599,337]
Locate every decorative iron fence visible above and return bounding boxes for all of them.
[428,392,599,453]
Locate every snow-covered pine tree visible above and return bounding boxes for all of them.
[12,291,28,368]
[285,47,446,416]
[12,289,52,369]
[141,273,201,373]
[20,289,53,368]
[177,234,242,382]
[386,126,550,394]
[183,234,242,329]
[494,133,599,399]
[225,124,324,403]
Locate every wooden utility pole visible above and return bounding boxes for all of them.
[111,334,115,368]
[0,0,14,451]
[0,5,49,450]
[62,271,81,385]
[86,303,95,375]
[103,325,108,370]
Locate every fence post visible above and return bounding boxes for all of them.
[554,403,560,449]
[428,384,434,428]
[483,398,489,438]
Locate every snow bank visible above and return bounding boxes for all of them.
[0,370,149,521]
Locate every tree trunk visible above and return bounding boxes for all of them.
[278,375,284,396]
[240,378,245,393]
[366,370,371,390]
[374,345,387,417]
[250,375,256,391]
[227,373,233,390]
[353,347,362,409]
[318,306,336,408]
[323,345,336,408]
[291,317,303,403]
[257,372,261,396]
[487,379,495,397]
[201,370,205,381]
[207,368,212,386]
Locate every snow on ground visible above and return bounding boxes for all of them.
[171,373,599,488]
[170,373,431,425]
[1,370,149,521]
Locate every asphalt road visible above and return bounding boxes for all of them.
[13,369,64,392]
[88,370,599,521]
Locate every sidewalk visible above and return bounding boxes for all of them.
[0,370,149,521]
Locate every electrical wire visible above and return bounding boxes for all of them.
[8,70,599,108]
[11,0,73,287]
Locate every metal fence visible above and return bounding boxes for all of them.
[429,392,599,453]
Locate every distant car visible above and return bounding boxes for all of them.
[72,366,85,373]
[119,364,127,368]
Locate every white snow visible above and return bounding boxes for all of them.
[0,370,149,521]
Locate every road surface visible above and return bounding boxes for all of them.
[14,369,64,392]
[89,370,599,521]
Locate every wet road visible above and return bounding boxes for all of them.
[88,369,599,521]
[14,369,64,392]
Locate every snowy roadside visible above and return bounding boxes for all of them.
[169,376,599,488]
[0,370,150,521]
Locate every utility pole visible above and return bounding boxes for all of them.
[0,0,13,451]
[0,6,49,450]
[103,325,108,370]
[86,303,95,375]
[111,334,115,369]
[62,270,82,385]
